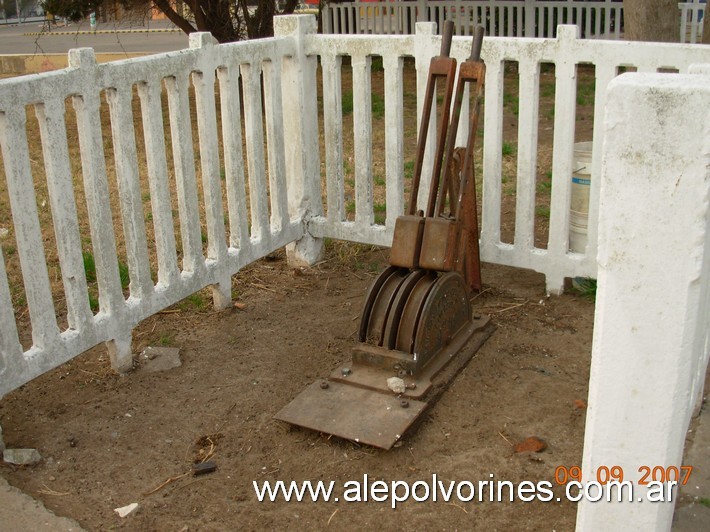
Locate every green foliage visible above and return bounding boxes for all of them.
[41,0,101,22]
[535,205,550,219]
[371,93,385,119]
[572,277,597,300]
[83,251,96,283]
[118,261,130,290]
[373,202,386,225]
[342,91,385,119]
[502,142,516,157]
[404,161,415,180]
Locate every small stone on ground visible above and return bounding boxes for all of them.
[3,448,42,465]
[139,347,181,373]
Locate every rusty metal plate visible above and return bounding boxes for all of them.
[274,381,427,450]
[389,215,425,269]
[419,217,460,271]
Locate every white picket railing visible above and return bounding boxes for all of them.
[323,0,623,38]
[679,0,706,43]
[324,0,707,44]
[305,22,710,295]
[0,27,315,396]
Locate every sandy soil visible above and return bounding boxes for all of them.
[0,244,595,530]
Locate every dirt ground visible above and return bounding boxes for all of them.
[0,243,595,530]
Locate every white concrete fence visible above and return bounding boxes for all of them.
[0,15,709,529]
[323,0,706,44]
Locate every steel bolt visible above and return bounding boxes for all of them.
[320,381,329,389]
[341,367,352,377]
[400,400,409,409]
[406,383,417,390]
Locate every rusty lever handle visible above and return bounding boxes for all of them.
[469,25,484,62]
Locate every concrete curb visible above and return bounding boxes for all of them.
[0,474,86,531]
[23,28,181,37]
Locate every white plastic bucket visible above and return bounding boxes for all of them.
[569,142,593,253]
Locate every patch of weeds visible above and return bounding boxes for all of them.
[159,332,175,346]
[502,142,516,157]
[342,91,354,115]
[404,160,415,180]
[118,261,130,290]
[537,179,552,194]
[540,82,555,98]
[177,292,208,312]
[220,167,226,180]
[342,91,385,119]
[344,159,354,177]
[373,174,385,187]
[4,245,16,256]
[370,57,384,72]
[572,277,597,300]
[142,192,151,202]
[535,205,550,219]
[503,92,519,115]
[577,80,596,106]
[700,498,710,508]
[547,107,555,119]
[88,292,99,313]
[371,93,385,119]
[201,230,208,244]
[83,251,97,282]
[373,202,386,225]
[345,200,355,214]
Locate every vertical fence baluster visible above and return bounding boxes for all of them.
[481,57,504,248]
[35,100,93,334]
[217,65,250,250]
[514,59,541,252]
[69,49,131,370]
[105,85,153,302]
[322,53,345,223]
[384,54,405,227]
[263,57,289,234]
[547,30,578,281]
[0,108,59,351]
[164,73,205,276]
[352,53,374,225]
[241,61,270,242]
[0,243,24,390]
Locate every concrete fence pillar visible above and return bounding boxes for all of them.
[274,15,324,267]
[576,70,710,530]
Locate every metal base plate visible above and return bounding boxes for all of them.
[274,380,427,450]
[275,316,494,450]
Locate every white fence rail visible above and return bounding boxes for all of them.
[324,0,707,44]
[323,0,624,38]
[304,22,710,294]
[0,26,316,396]
[679,0,706,43]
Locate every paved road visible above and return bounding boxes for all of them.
[0,20,190,55]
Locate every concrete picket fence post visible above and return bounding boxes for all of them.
[274,15,325,267]
[576,68,710,530]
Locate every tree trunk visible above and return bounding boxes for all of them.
[623,0,680,42]
[703,7,710,44]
